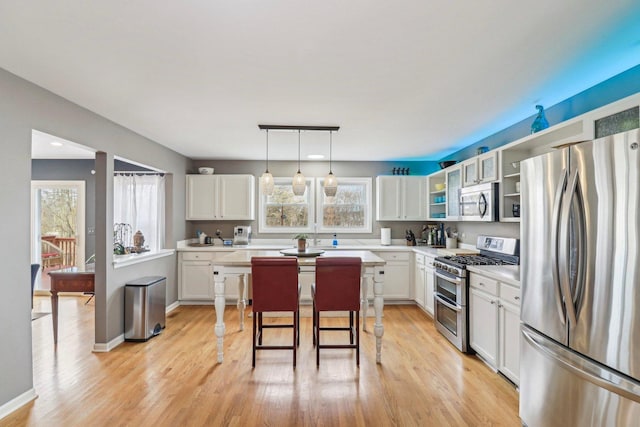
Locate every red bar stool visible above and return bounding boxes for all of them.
[251,257,300,367]
[312,257,362,366]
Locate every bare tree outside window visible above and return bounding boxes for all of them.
[264,184,309,228]
[40,188,77,237]
[317,178,371,233]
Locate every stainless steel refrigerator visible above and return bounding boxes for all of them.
[520,129,640,426]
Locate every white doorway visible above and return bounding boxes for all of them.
[30,180,86,290]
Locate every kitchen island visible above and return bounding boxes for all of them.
[212,250,386,364]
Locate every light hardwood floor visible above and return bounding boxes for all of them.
[3,296,520,426]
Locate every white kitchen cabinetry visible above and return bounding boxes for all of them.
[413,252,436,315]
[179,251,242,303]
[186,174,255,220]
[427,172,446,220]
[372,251,411,300]
[470,286,499,367]
[179,252,215,301]
[376,176,427,221]
[424,253,435,315]
[469,271,521,385]
[498,284,521,385]
[462,151,499,187]
[414,254,426,308]
[445,165,461,220]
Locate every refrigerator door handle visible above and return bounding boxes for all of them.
[559,170,579,327]
[551,168,568,324]
[522,326,640,404]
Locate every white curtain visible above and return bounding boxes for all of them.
[113,174,165,252]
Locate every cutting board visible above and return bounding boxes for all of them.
[437,248,480,256]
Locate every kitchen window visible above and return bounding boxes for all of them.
[316,177,372,233]
[113,173,165,251]
[259,177,315,233]
[258,177,371,234]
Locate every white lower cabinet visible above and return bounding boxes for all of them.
[179,252,215,301]
[414,254,426,308]
[179,251,244,303]
[470,287,499,367]
[414,252,436,315]
[469,272,521,386]
[372,251,411,300]
[424,255,435,315]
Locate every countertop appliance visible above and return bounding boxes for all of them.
[459,182,499,221]
[520,129,640,426]
[233,225,251,246]
[433,235,519,352]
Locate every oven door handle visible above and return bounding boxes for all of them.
[435,271,463,284]
[435,293,462,312]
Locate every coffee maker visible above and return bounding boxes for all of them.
[233,226,251,246]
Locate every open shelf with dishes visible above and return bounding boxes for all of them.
[427,170,447,219]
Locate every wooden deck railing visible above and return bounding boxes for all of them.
[41,235,76,268]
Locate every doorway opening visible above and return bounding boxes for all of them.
[30,180,86,290]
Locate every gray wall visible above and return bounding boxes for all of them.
[0,67,190,410]
[189,159,519,246]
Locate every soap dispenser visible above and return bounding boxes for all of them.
[332,233,338,247]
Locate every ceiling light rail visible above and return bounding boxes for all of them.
[258,125,340,132]
[258,124,340,197]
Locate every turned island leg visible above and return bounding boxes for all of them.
[213,268,226,363]
[237,273,246,331]
[373,266,385,364]
[361,275,370,332]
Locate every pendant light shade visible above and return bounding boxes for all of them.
[260,130,275,195]
[323,130,338,197]
[292,130,306,196]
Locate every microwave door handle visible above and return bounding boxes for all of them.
[478,192,488,218]
[551,169,568,325]
[559,169,579,327]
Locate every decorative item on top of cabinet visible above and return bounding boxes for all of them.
[530,105,549,134]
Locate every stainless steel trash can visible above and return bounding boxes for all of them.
[124,276,166,341]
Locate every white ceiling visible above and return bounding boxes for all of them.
[4,1,640,161]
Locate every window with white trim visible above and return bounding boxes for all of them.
[316,177,372,233]
[259,177,315,233]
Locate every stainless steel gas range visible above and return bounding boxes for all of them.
[433,235,519,353]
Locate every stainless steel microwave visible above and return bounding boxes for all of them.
[459,182,498,221]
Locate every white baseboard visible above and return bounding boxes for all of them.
[92,334,124,352]
[0,388,37,421]
[166,301,180,313]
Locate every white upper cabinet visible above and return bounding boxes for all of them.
[462,151,499,187]
[445,165,461,220]
[186,174,255,220]
[376,176,427,221]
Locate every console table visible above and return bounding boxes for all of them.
[48,267,95,344]
[212,250,386,364]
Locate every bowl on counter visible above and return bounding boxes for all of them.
[439,160,456,169]
[198,167,214,175]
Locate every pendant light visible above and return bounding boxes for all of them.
[292,130,306,196]
[259,129,275,195]
[323,130,338,197]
